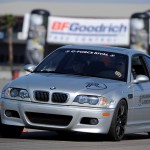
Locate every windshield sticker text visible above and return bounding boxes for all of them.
[65,50,110,56]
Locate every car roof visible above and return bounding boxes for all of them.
[59,45,146,56]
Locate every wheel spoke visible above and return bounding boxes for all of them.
[116,121,125,138]
[121,115,127,125]
[109,100,128,141]
[116,125,121,136]
[119,126,125,137]
[119,105,125,116]
[116,104,127,138]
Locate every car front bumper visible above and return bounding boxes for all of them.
[0,98,115,134]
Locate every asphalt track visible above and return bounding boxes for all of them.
[1,79,150,150]
[1,131,150,150]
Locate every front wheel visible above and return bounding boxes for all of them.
[108,100,128,141]
[0,118,23,138]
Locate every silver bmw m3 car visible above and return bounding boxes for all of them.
[1,45,150,141]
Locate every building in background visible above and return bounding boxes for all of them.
[0,0,150,65]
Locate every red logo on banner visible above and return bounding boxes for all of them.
[51,21,69,31]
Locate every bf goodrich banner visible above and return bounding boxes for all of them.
[47,16,130,46]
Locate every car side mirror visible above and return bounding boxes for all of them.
[133,75,149,84]
[24,64,36,73]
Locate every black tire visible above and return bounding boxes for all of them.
[0,118,23,138]
[148,132,150,136]
[108,100,128,141]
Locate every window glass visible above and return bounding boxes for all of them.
[144,56,150,77]
[35,48,128,81]
[132,55,149,78]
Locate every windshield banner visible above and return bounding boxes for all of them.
[47,16,130,46]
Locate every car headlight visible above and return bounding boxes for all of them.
[74,95,109,107]
[2,87,30,100]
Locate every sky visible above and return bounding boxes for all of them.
[0,0,149,3]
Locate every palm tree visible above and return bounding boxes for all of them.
[0,14,16,65]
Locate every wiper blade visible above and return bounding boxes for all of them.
[34,70,55,73]
[34,70,65,74]
[41,70,52,73]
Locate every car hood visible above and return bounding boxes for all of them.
[10,73,126,96]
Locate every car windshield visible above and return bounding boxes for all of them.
[34,48,128,81]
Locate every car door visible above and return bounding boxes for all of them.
[132,55,150,126]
